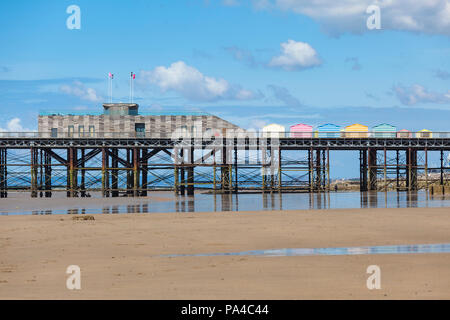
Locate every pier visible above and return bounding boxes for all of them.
[0,132,449,198]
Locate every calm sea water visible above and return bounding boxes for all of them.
[1,190,450,216]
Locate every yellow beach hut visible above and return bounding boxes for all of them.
[342,124,369,138]
[417,129,432,138]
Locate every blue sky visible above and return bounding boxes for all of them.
[1,0,450,176]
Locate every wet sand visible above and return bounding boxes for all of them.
[0,207,449,299]
[0,192,174,213]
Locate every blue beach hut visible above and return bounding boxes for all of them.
[372,123,397,138]
[317,123,341,138]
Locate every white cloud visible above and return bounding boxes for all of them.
[60,81,102,102]
[139,61,261,102]
[393,84,450,105]
[269,40,321,71]
[237,0,450,36]
[0,118,34,132]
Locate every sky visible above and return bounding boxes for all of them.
[1,0,450,177]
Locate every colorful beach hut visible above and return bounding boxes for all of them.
[342,124,369,138]
[396,129,412,138]
[372,123,397,138]
[317,123,341,138]
[417,129,432,138]
[262,123,286,138]
[290,123,313,138]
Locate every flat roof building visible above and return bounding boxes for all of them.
[38,103,241,138]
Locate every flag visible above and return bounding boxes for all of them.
[131,72,135,79]
[109,72,114,79]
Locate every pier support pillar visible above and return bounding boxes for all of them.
[111,149,119,197]
[368,148,377,191]
[67,147,77,198]
[180,148,185,196]
[133,147,140,197]
[0,148,7,198]
[406,148,417,191]
[31,147,38,198]
[360,150,368,192]
[44,149,52,198]
[101,148,107,197]
[141,149,148,196]
[80,149,86,197]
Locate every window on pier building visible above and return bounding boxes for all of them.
[68,125,74,138]
[135,123,145,137]
[51,128,58,138]
[89,126,95,137]
[79,125,85,137]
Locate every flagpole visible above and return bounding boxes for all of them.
[108,74,111,103]
[110,74,113,103]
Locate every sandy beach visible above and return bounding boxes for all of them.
[0,207,449,299]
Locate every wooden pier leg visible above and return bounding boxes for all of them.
[0,149,3,198]
[133,147,139,197]
[384,148,387,191]
[68,148,77,198]
[368,148,377,191]
[39,149,43,198]
[326,148,330,191]
[111,149,118,197]
[425,148,428,190]
[0,148,6,198]
[80,148,86,197]
[360,149,368,192]
[31,147,38,198]
[406,148,411,191]
[141,149,148,196]
[278,148,282,192]
[102,147,106,197]
[44,149,52,198]
[187,146,194,196]
[234,144,238,194]
[412,149,417,190]
[315,149,321,192]
[396,150,400,191]
[309,148,314,193]
[180,148,185,196]
[127,149,132,197]
[174,166,179,195]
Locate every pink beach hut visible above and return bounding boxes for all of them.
[290,123,313,138]
[396,129,412,138]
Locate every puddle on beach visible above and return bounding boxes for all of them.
[1,191,450,216]
[160,243,450,258]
